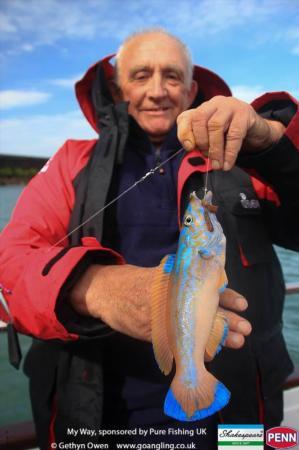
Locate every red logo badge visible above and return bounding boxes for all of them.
[266,427,298,449]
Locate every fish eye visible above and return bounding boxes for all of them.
[184,215,193,226]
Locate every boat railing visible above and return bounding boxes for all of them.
[0,282,299,449]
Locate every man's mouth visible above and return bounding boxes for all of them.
[142,107,170,113]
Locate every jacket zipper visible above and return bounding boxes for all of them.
[155,147,165,175]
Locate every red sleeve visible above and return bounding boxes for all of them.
[238,92,299,250]
[251,91,299,150]
[239,91,299,201]
[0,140,124,341]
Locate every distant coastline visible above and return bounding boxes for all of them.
[0,177,31,186]
[0,170,38,186]
[0,154,47,186]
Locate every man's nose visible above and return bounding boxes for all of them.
[148,75,167,99]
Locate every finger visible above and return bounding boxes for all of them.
[225,331,245,349]
[190,110,210,152]
[177,111,197,151]
[190,103,218,153]
[207,109,232,170]
[219,288,248,312]
[218,306,252,336]
[223,116,247,170]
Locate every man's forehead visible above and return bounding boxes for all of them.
[119,33,188,67]
[126,32,179,48]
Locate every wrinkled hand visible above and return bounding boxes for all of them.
[177,95,285,170]
[218,288,251,349]
[70,264,155,341]
[70,264,251,348]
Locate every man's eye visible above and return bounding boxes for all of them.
[135,73,148,81]
[184,215,193,226]
[166,73,180,82]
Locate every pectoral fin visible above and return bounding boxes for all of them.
[151,255,175,375]
[204,311,228,361]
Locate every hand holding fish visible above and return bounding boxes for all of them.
[69,264,251,346]
[177,95,285,170]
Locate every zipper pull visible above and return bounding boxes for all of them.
[155,148,165,175]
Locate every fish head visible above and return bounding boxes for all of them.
[181,191,225,256]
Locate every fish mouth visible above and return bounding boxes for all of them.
[190,191,218,214]
[190,191,213,204]
[190,190,213,203]
[190,191,200,201]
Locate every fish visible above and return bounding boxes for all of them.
[151,190,230,421]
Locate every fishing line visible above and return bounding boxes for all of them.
[203,146,211,199]
[50,147,186,249]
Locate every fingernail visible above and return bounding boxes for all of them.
[211,159,220,170]
[237,320,251,334]
[236,297,247,309]
[223,161,231,171]
[183,140,194,151]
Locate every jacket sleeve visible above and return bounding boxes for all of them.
[0,140,124,341]
[237,91,299,250]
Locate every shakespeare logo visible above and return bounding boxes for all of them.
[218,424,264,449]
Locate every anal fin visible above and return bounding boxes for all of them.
[204,310,228,361]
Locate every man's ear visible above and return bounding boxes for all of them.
[108,79,123,103]
[188,80,198,107]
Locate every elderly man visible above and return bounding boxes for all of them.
[0,29,298,449]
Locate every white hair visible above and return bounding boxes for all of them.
[115,28,194,88]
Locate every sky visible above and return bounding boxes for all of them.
[0,0,298,157]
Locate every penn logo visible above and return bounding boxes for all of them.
[266,427,298,449]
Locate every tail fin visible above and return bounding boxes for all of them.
[164,370,230,421]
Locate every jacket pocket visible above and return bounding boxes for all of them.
[219,188,275,265]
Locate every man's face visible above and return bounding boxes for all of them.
[117,33,198,144]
